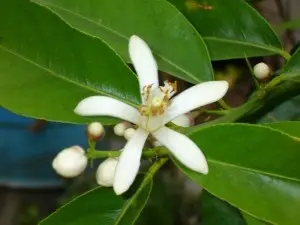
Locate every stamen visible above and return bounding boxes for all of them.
[140,80,178,116]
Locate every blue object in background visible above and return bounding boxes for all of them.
[0,108,90,188]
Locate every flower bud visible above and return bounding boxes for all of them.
[52,146,87,178]
[253,62,270,80]
[171,113,194,127]
[124,128,136,140]
[87,122,105,141]
[96,158,118,187]
[113,122,131,136]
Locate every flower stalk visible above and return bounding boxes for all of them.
[87,147,169,159]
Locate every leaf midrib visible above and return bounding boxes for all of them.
[203,36,284,56]
[0,45,138,107]
[208,158,300,183]
[32,0,202,83]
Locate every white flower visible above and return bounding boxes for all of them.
[87,122,105,141]
[253,62,270,80]
[96,158,118,187]
[74,35,229,195]
[52,146,87,178]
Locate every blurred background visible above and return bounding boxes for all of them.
[1,0,300,225]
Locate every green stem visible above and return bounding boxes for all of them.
[218,99,231,110]
[244,54,260,89]
[87,148,169,159]
[147,157,168,175]
[280,50,292,61]
[204,109,228,116]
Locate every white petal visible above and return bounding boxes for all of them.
[152,126,208,174]
[171,114,193,127]
[129,35,159,93]
[164,81,229,124]
[113,128,149,195]
[74,96,140,124]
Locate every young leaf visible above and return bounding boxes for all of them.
[174,124,300,225]
[32,0,213,84]
[168,0,286,60]
[0,0,140,124]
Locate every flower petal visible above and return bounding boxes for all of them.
[74,96,140,124]
[152,126,208,174]
[171,114,193,127]
[164,81,229,124]
[113,128,149,195]
[129,35,159,93]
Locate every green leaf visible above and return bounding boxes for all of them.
[40,185,151,225]
[40,158,167,225]
[242,212,272,225]
[264,121,300,138]
[174,124,300,225]
[259,96,300,123]
[167,0,286,60]
[31,0,213,84]
[40,188,125,225]
[201,191,246,225]
[0,0,140,124]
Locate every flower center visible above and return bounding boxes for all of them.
[138,81,177,132]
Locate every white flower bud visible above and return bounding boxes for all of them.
[96,158,118,187]
[87,122,105,141]
[124,128,136,140]
[113,122,131,136]
[171,113,194,127]
[253,62,270,80]
[52,146,87,178]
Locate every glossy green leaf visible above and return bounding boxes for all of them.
[242,212,272,225]
[40,158,167,225]
[40,183,151,225]
[264,121,300,138]
[174,124,300,225]
[168,0,286,60]
[40,188,124,225]
[201,191,245,225]
[0,0,140,124]
[32,0,213,84]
